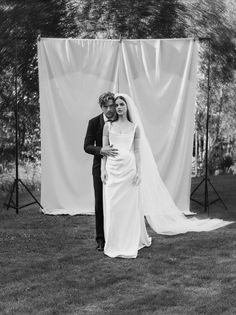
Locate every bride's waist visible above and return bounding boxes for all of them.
[108,149,133,161]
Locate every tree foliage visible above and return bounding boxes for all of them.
[0,0,235,170]
[0,0,79,167]
[75,0,186,39]
[179,0,236,156]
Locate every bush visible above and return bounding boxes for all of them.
[220,155,234,173]
[0,161,41,191]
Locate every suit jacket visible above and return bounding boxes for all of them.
[84,114,105,177]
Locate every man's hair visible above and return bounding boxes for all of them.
[98,92,115,107]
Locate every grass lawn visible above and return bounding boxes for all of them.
[0,175,236,315]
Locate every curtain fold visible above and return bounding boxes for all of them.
[38,38,198,215]
[38,39,120,215]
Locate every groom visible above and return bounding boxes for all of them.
[84,92,118,251]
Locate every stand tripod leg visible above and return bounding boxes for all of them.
[207,178,228,210]
[19,179,43,209]
[191,177,205,196]
[5,179,16,210]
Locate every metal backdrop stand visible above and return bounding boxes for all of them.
[190,37,227,215]
[5,37,43,214]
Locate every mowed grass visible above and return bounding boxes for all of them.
[0,175,236,315]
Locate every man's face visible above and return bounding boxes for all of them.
[101,99,116,120]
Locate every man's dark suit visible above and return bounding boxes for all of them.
[84,114,105,244]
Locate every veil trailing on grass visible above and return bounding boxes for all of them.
[115,93,233,235]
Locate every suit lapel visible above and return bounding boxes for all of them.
[99,114,105,129]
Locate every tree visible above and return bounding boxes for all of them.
[75,0,186,39]
[0,0,79,166]
[181,0,236,164]
[0,0,235,170]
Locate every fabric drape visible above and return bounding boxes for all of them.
[38,38,198,215]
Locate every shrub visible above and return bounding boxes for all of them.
[220,155,234,173]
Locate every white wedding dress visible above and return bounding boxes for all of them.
[103,123,151,258]
[103,94,233,259]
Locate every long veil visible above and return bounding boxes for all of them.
[115,93,233,235]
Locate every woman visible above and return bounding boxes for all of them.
[101,94,232,259]
[101,95,151,258]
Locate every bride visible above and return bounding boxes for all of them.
[101,93,232,259]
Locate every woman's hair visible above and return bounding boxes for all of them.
[114,96,132,122]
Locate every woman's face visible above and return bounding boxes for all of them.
[115,98,128,117]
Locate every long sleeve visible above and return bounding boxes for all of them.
[101,123,109,173]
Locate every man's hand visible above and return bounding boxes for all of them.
[101,145,119,157]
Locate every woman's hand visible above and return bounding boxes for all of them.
[101,170,108,184]
[133,172,141,186]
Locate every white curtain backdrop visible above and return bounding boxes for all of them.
[38,38,198,215]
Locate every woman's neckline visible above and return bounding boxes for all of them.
[109,122,136,135]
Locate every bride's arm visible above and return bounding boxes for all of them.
[133,125,141,185]
[101,123,109,184]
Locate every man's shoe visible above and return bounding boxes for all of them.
[96,241,104,251]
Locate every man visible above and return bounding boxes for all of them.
[84,92,118,251]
